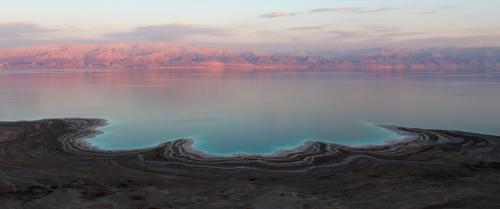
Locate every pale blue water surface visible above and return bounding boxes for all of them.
[1,69,499,155]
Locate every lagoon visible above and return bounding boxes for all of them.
[1,69,499,155]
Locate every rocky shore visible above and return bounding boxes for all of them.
[0,118,499,209]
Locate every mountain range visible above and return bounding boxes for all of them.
[1,43,499,72]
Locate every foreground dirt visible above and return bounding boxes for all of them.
[0,118,499,209]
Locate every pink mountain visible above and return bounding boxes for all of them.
[1,43,499,72]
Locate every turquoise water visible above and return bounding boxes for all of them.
[1,69,500,155]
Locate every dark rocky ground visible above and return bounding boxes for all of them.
[0,118,499,209]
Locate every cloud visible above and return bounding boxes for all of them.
[439,6,457,10]
[418,5,457,15]
[362,25,401,32]
[0,23,53,38]
[327,27,423,44]
[311,7,398,14]
[259,11,303,18]
[418,11,439,15]
[311,7,364,13]
[365,7,399,14]
[106,24,228,41]
[329,30,365,38]
[0,23,57,47]
[390,35,500,48]
[260,7,398,19]
[288,25,328,31]
[324,34,500,49]
[1,23,230,47]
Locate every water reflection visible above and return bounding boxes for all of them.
[1,69,499,155]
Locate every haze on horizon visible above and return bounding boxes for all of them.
[1,0,500,52]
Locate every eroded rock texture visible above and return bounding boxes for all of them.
[0,118,499,209]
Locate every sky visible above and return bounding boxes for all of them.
[1,0,500,51]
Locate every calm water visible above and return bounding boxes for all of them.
[1,69,500,155]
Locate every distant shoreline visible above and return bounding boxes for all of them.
[2,44,500,72]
